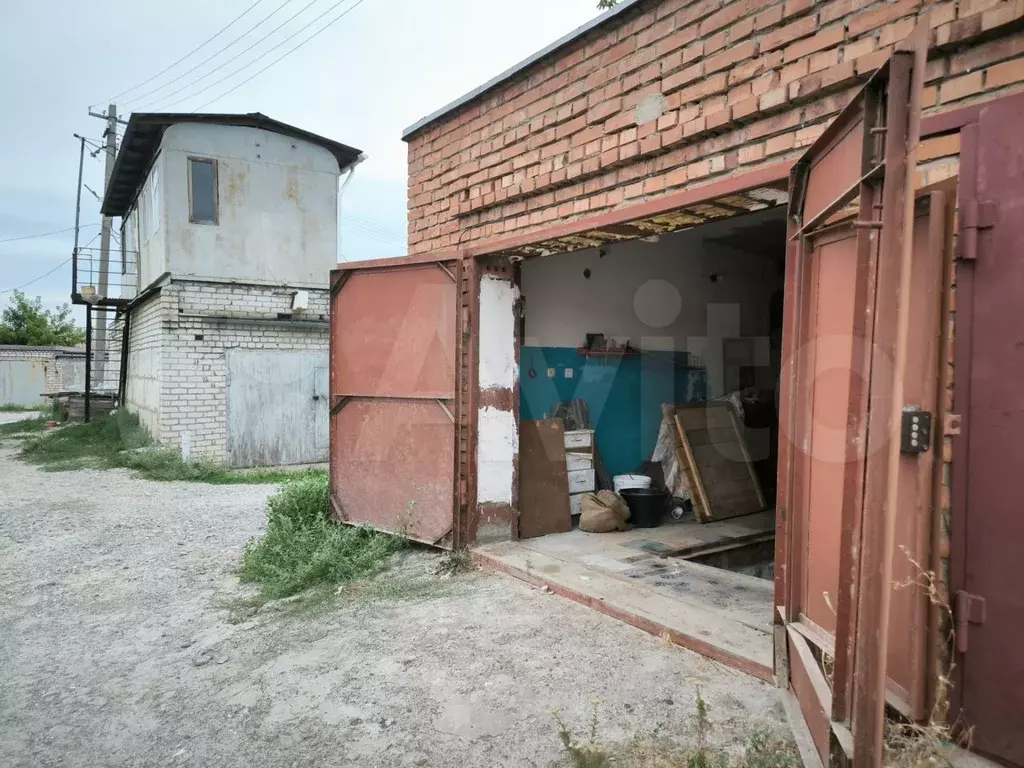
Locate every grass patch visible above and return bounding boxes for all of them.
[18,409,324,484]
[0,403,41,412]
[554,689,799,768]
[239,473,407,603]
[0,414,50,436]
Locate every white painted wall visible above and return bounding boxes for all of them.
[476,405,517,505]
[478,275,519,390]
[124,151,168,295]
[157,123,340,286]
[520,214,783,355]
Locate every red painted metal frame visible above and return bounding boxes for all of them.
[328,254,469,546]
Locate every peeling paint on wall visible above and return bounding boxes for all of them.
[476,405,517,504]
[479,274,519,390]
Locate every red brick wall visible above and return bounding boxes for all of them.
[405,0,1024,254]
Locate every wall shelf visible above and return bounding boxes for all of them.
[576,347,640,358]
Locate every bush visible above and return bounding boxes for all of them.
[240,474,406,600]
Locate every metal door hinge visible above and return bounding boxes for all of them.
[954,590,987,653]
[959,200,996,261]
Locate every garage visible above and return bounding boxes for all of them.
[330,1,1024,765]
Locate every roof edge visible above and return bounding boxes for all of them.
[401,0,647,141]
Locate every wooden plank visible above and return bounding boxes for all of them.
[676,404,735,430]
[674,412,712,522]
[475,543,774,678]
[675,403,767,522]
[682,427,737,446]
[728,407,769,509]
[518,419,572,538]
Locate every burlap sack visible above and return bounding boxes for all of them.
[578,490,631,533]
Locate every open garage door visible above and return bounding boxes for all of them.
[778,28,931,767]
[329,256,473,547]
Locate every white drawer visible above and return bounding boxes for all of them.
[565,452,594,471]
[563,430,593,449]
[570,492,585,517]
[567,468,596,494]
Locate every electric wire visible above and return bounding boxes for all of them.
[96,0,270,106]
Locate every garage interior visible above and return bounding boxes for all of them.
[481,200,791,677]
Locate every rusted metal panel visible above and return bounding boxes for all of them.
[330,258,463,547]
[885,198,947,722]
[950,96,1024,768]
[333,265,456,399]
[787,630,832,762]
[330,399,455,543]
[783,26,927,766]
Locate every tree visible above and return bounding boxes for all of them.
[597,0,621,8]
[0,291,85,347]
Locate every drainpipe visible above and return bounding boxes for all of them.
[337,153,367,263]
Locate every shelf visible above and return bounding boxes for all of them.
[576,347,640,358]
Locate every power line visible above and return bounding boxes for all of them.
[0,224,99,245]
[129,0,308,110]
[191,0,369,112]
[0,256,73,295]
[97,0,270,106]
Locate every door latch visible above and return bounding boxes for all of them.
[954,590,987,653]
[900,407,932,454]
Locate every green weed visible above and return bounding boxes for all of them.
[0,403,41,412]
[239,473,406,602]
[17,410,322,484]
[0,414,50,436]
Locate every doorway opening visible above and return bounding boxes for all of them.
[479,205,789,677]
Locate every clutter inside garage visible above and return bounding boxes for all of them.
[517,207,786,581]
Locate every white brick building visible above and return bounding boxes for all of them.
[100,113,362,466]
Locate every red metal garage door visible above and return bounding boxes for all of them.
[950,96,1024,768]
[329,257,471,546]
[777,29,931,766]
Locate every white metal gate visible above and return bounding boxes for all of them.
[0,359,46,407]
[226,350,329,468]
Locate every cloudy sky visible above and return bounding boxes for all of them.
[0,0,603,321]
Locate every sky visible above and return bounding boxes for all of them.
[0,0,604,322]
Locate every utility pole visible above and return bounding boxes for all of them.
[87,103,119,389]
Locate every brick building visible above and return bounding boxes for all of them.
[100,113,362,466]
[0,346,85,407]
[331,2,1024,767]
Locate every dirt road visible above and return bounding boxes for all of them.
[0,421,786,767]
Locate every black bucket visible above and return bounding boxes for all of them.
[620,488,667,528]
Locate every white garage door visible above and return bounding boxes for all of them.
[226,350,328,468]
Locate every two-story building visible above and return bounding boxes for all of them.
[100,112,363,467]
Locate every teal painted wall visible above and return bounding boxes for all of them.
[519,346,705,477]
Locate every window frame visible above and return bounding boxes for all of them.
[187,156,219,225]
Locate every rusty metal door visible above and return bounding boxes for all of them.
[950,97,1024,768]
[329,257,471,546]
[778,33,928,766]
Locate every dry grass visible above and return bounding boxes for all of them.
[883,549,970,768]
[554,688,798,768]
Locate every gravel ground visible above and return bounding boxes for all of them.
[0,418,786,768]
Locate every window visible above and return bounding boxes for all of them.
[188,157,218,224]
